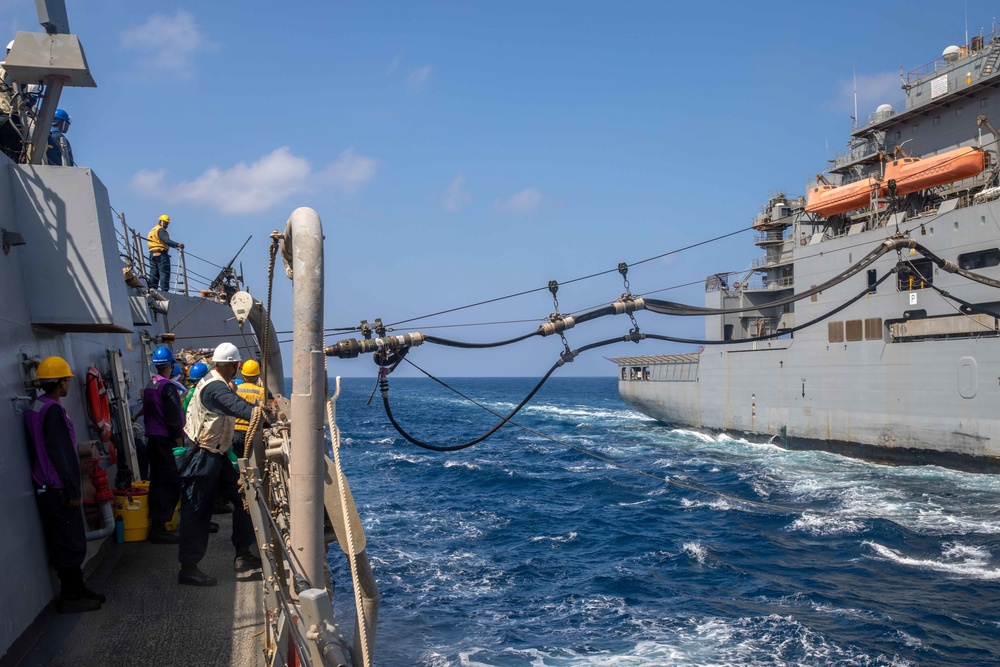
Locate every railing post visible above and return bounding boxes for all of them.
[132,230,147,278]
[176,248,189,296]
[118,212,132,265]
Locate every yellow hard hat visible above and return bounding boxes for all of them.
[36,356,74,380]
[241,359,260,377]
[158,214,170,223]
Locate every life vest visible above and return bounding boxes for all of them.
[147,223,168,253]
[184,369,237,454]
[24,396,77,489]
[85,366,117,465]
[233,381,265,432]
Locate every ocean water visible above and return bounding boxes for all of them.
[325,376,1000,666]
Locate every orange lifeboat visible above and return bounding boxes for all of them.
[805,176,880,217]
[883,146,988,195]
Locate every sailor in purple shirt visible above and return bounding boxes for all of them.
[143,346,184,544]
[25,356,104,613]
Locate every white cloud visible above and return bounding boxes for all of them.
[442,173,471,212]
[120,10,213,79]
[316,148,379,195]
[837,71,902,119]
[130,147,378,215]
[408,64,433,89]
[494,187,543,215]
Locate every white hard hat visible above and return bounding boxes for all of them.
[212,342,242,363]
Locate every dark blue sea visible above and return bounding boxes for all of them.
[324,376,1000,666]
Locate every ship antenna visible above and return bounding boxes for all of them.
[965,0,969,47]
[853,64,858,129]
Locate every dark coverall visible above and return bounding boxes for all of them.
[178,380,256,567]
[142,376,184,528]
[26,398,87,596]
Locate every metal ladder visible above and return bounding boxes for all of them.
[981,46,1000,78]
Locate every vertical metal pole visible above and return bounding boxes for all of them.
[284,207,326,590]
[177,248,189,296]
[118,212,132,265]
[132,231,147,278]
[27,76,65,164]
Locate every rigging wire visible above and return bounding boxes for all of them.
[380,272,897,451]
[327,225,756,333]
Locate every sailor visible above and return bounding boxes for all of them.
[143,346,184,544]
[183,362,209,412]
[178,342,267,587]
[146,215,184,293]
[24,356,104,613]
[45,108,75,166]
[231,359,265,460]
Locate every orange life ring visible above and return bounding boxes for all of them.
[86,366,116,464]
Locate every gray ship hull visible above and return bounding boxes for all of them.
[617,197,1000,473]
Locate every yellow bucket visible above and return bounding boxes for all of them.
[112,488,150,542]
[165,502,180,532]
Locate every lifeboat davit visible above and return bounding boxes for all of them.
[883,146,988,195]
[805,176,880,217]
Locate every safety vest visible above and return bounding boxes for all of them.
[147,223,169,253]
[233,381,265,432]
[24,396,77,489]
[143,374,184,437]
[184,369,237,454]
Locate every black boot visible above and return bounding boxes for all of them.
[178,564,217,587]
[233,548,262,572]
[57,594,101,613]
[209,521,220,534]
[212,498,233,515]
[57,569,101,613]
[148,522,179,544]
[81,586,106,603]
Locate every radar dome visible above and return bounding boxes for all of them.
[875,103,894,121]
[943,45,961,62]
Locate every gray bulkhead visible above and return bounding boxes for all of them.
[0,153,249,655]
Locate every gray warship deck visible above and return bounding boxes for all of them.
[3,513,265,667]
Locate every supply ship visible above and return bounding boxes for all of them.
[614,35,1000,473]
[0,2,375,665]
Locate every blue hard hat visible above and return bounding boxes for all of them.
[152,345,175,366]
[233,378,244,386]
[53,108,70,122]
[189,362,208,382]
[172,363,182,377]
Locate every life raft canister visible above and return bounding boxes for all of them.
[86,366,117,465]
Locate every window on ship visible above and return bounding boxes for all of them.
[897,258,934,291]
[958,248,1000,270]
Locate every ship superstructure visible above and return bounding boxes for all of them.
[614,33,1000,472]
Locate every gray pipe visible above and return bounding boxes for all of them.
[84,499,115,541]
[282,207,326,590]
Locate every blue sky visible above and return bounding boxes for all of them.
[4,1,994,376]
